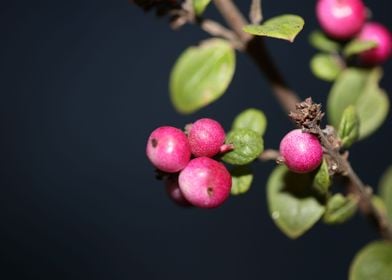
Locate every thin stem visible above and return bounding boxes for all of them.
[249,0,263,24]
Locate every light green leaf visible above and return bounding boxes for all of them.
[327,67,389,140]
[309,30,340,53]
[379,166,392,225]
[230,165,254,195]
[170,39,236,114]
[267,166,325,239]
[192,0,211,16]
[343,40,377,58]
[232,108,267,136]
[323,194,358,224]
[372,195,388,219]
[349,241,392,280]
[243,14,304,42]
[310,53,343,81]
[338,105,360,148]
[313,159,331,195]
[222,128,264,165]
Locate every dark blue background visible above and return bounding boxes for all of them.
[0,1,391,279]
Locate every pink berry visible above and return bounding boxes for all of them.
[187,118,226,158]
[146,126,191,173]
[165,176,192,207]
[279,129,323,174]
[316,0,366,39]
[357,22,392,65]
[178,157,231,208]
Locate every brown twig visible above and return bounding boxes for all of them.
[249,0,263,24]
[213,0,300,113]
[316,127,392,240]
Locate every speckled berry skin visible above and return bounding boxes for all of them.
[187,118,226,158]
[178,157,231,208]
[279,129,323,174]
[146,126,191,173]
[165,176,192,207]
[316,0,366,39]
[358,22,392,65]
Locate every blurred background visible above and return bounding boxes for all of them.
[0,1,391,279]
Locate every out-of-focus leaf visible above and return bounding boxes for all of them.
[379,166,392,225]
[313,159,331,195]
[230,165,253,195]
[310,53,343,81]
[192,0,211,16]
[338,105,360,148]
[343,39,377,57]
[327,67,389,140]
[170,39,235,114]
[232,108,267,136]
[349,241,392,280]
[308,30,340,53]
[267,166,325,239]
[323,194,358,224]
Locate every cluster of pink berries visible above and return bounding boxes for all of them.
[146,118,232,208]
[316,0,392,64]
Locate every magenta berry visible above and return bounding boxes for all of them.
[187,118,226,158]
[279,129,323,174]
[316,0,366,39]
[165,176,192,207]
[178,157,232,208]
[146,126,191,173]
[357,22,392,65]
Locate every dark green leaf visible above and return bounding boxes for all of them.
[338,105,360,148]
[192,0,211,16]
[232,108,267,136]
[170,39,236,114]
[243,14,304,42]
[323,194,358,224]
[308,30,340,53]
[343,39,377,58]
[267,166,325,239]
[230,165,253,195]
[327,67,389,140]
[349,241,392,280]
[310,53,343,81]
[222,128,264,165]
[313,159,331,195]
[379,166,392,225]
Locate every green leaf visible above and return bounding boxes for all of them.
[323,194,358,224]
[343,40,377,58]
[349,241,392,280]
[308,30,340,53]
[372,195,388,219]
[267,166,325,239]
[222,129,263,165]
[170,39,236,114]
[327,67,389,140]
[310,53,343,81]
[313,159,331,195]
[243,14,304,42]
[192,0,211,16]
[379,166,392,225]
[232,108,267,136]
[338,105,360,148]
[230,165,254,195]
